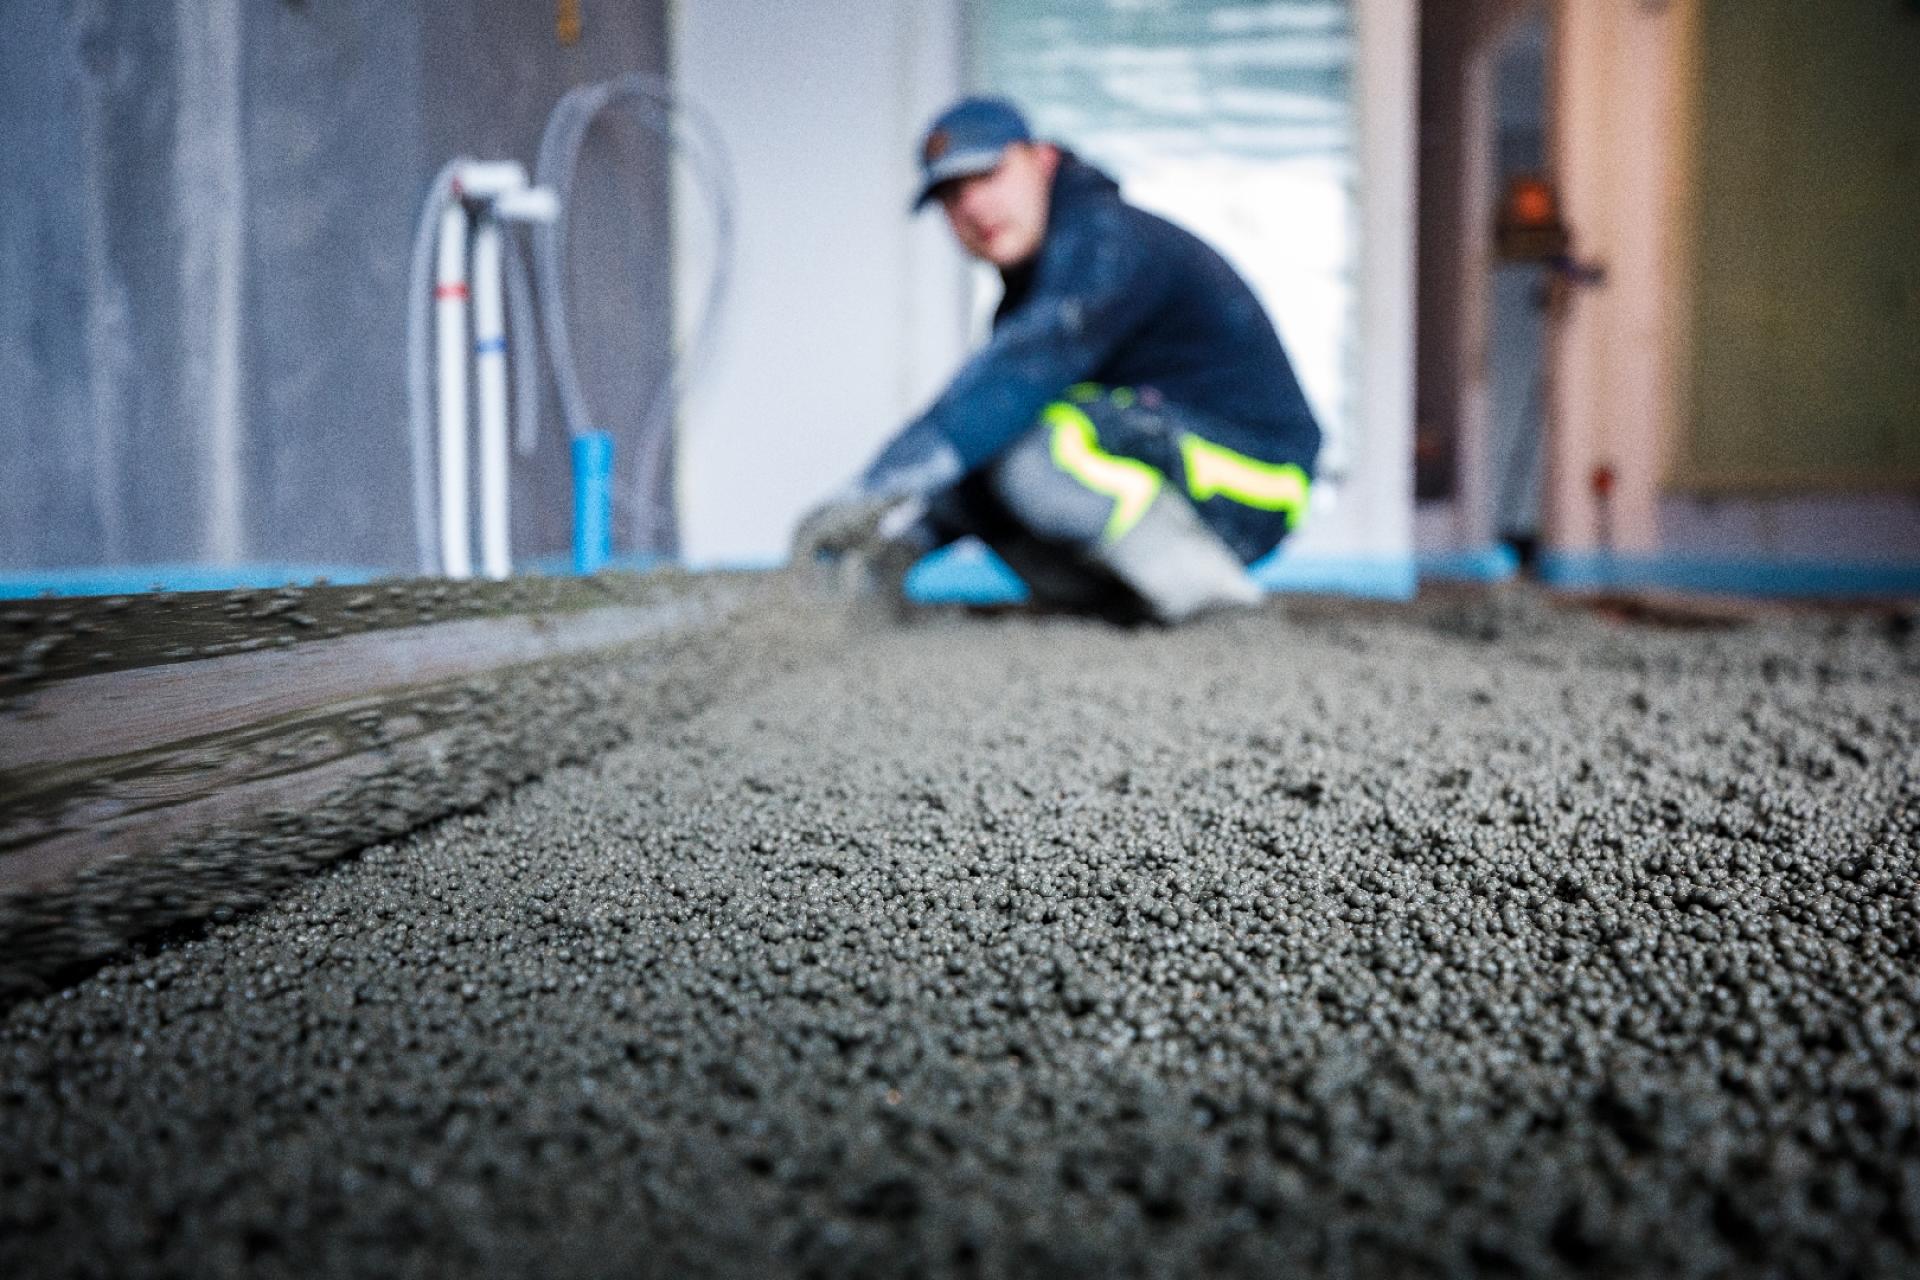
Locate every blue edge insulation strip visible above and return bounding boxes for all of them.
[6,542,1918,602]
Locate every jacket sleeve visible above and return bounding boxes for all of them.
[860,205,1167,496]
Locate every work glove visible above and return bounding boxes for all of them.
[792,427,958,610]
[793,422,963,562]
[792,491,932,619]
[791,489,902,564]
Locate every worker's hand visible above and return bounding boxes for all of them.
[791,490,901,564]
[792,491,931,620]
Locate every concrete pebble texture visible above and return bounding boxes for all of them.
[4,590,1920,1278]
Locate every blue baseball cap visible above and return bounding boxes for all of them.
[912,97,1033,211]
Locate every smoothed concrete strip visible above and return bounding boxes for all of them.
[1,599,710,771]
[0,574,757,990]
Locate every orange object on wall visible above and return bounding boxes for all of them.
[1496,173,1570,260]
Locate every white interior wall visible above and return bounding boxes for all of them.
[672,0,970,568]
[1300,0,1416,573]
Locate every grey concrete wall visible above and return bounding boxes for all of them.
[2,2,192,571]
[0,0,669,574]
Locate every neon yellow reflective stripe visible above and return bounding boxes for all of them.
[1044,402,1162,543]
[1179,434,1310,525]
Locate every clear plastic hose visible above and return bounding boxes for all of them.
[530,73,736,553]
[503,230,541,460]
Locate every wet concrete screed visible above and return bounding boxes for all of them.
[4,589,1919,1278]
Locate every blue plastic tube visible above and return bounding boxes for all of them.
[572,431,615,574]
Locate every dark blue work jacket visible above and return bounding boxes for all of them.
[864,153,1323,492]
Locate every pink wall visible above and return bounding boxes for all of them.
[1540,0,1692,557]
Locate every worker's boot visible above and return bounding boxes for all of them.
[1086,486,1261,624]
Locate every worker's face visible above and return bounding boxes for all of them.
[937,143,1058,269]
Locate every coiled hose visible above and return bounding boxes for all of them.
[531,72,737,555]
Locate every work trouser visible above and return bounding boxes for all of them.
[924,385,1313,618]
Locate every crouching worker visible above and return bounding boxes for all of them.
[795,97,1322,624]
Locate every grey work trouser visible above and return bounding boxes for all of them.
[923,386,1312,620]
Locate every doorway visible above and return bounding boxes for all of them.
[1413,0,1551,570]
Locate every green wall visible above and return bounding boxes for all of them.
[1680,0,1920,490]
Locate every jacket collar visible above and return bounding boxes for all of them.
[997,150,1121,297]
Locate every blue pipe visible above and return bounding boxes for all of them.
[572,431,615,574]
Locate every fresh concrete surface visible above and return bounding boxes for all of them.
[3,587,1919,1277]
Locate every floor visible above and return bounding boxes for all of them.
[4,588,1918,1277]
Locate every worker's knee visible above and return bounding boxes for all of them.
[984,412,1140,547]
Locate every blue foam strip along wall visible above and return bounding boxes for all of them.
[1540,553,1920,598]
[1416,545,1520,583]
[905,541,1421,605]
[0,565,383,601]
